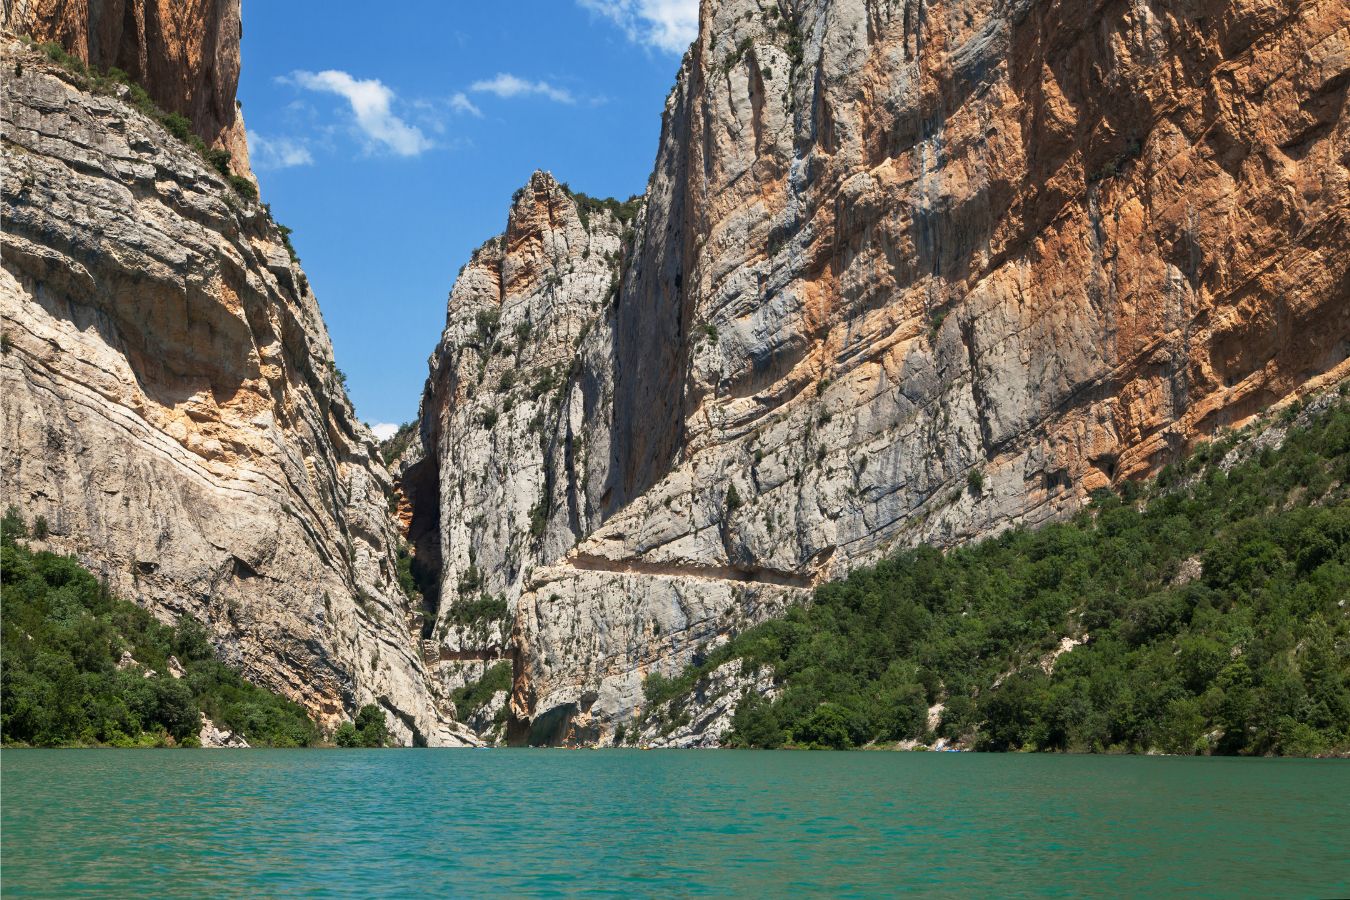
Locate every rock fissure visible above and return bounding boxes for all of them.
[560,551,819,589]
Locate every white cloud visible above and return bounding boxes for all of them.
[369,423,400,441]
[247,131,314,170]
[578,0,698,54]
[449,92,483,117]
[470,73,576,105]
[287,69,433,157]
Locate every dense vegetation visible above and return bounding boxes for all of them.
[450,661,512,722]
[1,510,319,747]
[557,183,643,231]
[444,593,509,628]
[645,393,1350,755]
[333,704,390,748]
[379,421,419,467]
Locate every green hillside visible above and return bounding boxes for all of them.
[1,511,319,748]
[643,391,1350,755]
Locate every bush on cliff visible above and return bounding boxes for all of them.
[558,183,643,231]
[20,37,257,202]
[647,394,1350,755]
[0,513,319,747]
[450,661,512,721]
[333,704,389,747]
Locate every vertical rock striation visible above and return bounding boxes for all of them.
[0,36,472,744]
[418,0,1350,744]
[413,174,634,708]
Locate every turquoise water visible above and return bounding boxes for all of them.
[2,751,1346,897]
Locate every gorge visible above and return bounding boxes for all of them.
[2,0,1347,749]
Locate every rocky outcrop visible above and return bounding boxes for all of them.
[639,662,777,749]
[0,37,473,745]
[1,0,250,174]
[414,174,634,703]
[419,0,1350,744]
[198,714,249,748]
[464,690,509,744]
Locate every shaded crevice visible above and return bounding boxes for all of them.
[401,453,442,636]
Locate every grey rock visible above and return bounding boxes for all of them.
[418,0,1349,745]
[0,39,474,746]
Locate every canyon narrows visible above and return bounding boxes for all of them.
[0,4,474,745]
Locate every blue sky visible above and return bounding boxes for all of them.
[238,0,698,434]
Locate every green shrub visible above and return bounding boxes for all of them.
[457,562,482,597]
[529,494,549,538]
[444,594,508,627]
[228,175,258,202]
[475,308,501,343]
[561,186,644,231]
[334,705,389,747]
[353,704,389,747]
[159,112,192,142]
[41,41,83,72]
[204,148,232,177]
[450,661,512,720]
[29,40,258,201]
[379,421,418,466]
[333,722,360,747]
[395,546,418,601]
[2,506,28,541]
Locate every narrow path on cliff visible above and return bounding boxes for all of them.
[558,552,819,590]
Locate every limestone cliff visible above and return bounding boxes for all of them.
[419,0,1349,745]
[410,175,634,706]
[1,0,250,174]
[0,36,472,745]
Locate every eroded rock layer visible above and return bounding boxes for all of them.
[1,0,250,173]
[0,37,471,745]
[413,174,631,704]
[420,0,1349,745]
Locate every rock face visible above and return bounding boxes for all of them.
[418,0,1350,744]
[1,0,250,174]
[412,174,633,705]
[639,662,778,749]
[0,37,472,745]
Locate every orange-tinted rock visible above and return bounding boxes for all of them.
[419,0,1350,743]
[2,0,248,174]
[1,37,471,744]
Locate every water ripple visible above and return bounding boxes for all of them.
[2,751,1347,897]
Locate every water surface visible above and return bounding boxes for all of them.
[3,750,1346,897]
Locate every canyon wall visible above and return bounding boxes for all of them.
[419,0,1350,744]
[0,35,471,744]
[409,175,631,713]
[1,0,250,174]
